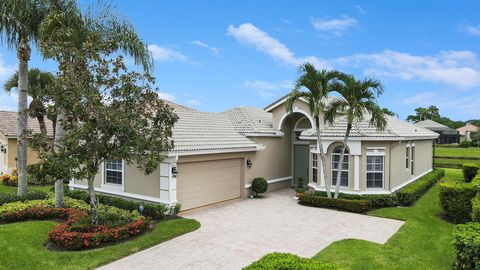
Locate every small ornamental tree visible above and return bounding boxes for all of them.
[463,164,479,183]
[252,177,268,197]
[31,42,177,225]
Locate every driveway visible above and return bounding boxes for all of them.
[98,189,404,270]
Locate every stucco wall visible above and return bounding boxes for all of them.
[7,138,43,169]
[271,99,314,131]
[359,141,391,191]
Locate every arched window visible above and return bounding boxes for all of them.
[331,146,349,187]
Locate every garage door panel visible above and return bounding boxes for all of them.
[177,158,241,210]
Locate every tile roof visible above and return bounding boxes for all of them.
[456,124,479,135]
[163,99,197,112]
[0,111,54,138]
[415,119,450,129]
[171,110,260,153]
[300,115,438,140]
[224,107,277,135]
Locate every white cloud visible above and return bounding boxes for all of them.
[336,49,480,88]
[243,79,293,98]
[311,16,358,36]
[463,24,480,36]
[227,23,328,68]
[0,54,15,80]
[187,99,200,105]
[158,92,176,101]
[192,40,220,55]
[354,5,366,15]
[148,44,187,62]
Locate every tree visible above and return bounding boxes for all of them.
[325,74,386,198]
[37,1,153,208]
[285,63,342,198]
[0,0,68,195]
[406,105,440,123]
[381,108,398,118]
[4,68,55,136]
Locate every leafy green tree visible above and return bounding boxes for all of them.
[382,108,398,118]
[4,68,55,136]
[0,0,72,195]
[325,74,386,198]
[286,63,342,198]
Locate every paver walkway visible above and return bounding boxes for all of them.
[98,189,404,270]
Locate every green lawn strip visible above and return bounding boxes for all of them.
[435,159,480,168]
[313,169,461,270]
[0,183,52,194]
[0,218,200,270]
[435,147,480,158]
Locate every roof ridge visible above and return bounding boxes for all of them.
[239,107,260,133]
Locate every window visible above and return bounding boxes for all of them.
[366,156,384,188]
[105,160,123,185]
[331,146,349,187]
[405,146,410,169]
[312,153,318,183]
[411,145,415,175]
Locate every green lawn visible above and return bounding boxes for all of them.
[313,169,461,270]
[0,218,200,270]
[435,147,480,158]
[0,183,53,194]
[435,158,480,167]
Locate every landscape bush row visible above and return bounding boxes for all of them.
[243,252,341,270]
[0,190,48,206]
[300,169,444,213]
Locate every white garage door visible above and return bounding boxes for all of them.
[177,158,242,210]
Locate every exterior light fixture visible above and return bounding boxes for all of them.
[171,165,178,177]
[138,202,144,214]
[246,159,252,168]
[0,145,5,153]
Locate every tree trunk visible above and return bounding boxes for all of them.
[16,42,31,196]
[37,114,47,136]
[53,112,66,207]
[87,173,98,225]
[316,116,331,198]
[334,123,352,199]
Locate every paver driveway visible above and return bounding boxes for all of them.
[98,189,404,270]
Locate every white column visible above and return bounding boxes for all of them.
[159,156,177,204]
[354,155,360,190]
[320,159,325,187]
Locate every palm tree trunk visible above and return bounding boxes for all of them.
[16,42,31,196]
[87,173,98,225]
[53,112,65,208]
[316,116,331,198]
[36,114,47,136]
[334,123,352,199]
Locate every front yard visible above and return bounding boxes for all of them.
[0,182,52,194]
[312,169,461,269]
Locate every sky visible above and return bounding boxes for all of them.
[1,0,479,121]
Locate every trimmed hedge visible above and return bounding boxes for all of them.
[313,191,398,208]
[472,195,480,222]
[439,181,478,223]
[396,169,445,206]
[243,252,341,270]
[252,177,268,196]
[463,164,479,183]
[453,222,480,269]
[0,190,48,206]
[299,193,371,213]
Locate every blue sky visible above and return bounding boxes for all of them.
[1,0,480,120]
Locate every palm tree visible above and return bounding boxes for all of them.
[286,63,342,198]
[38,2,152,214]
[325,74,387,198]
[0,0,72,195]
[4,68,55,136]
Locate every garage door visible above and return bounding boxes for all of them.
[177,158,241,210]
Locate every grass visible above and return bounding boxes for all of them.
[0,183,53,194]
[313,169,462,270]
[435,158,480,167]
[0,218,200,270]
[435,147,480,158]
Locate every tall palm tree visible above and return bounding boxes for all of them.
[0,0,72,195]
[325,74,387,198]
[38,2,152,210]
[4,68,55,136]
[286,63,342,198]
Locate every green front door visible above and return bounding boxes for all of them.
[294,144,309,186]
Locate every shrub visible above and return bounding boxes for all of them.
[0,173,18,187]
[243,252,341,270]
[460,140,471,148]
[0,190,48,206]
[251,177,268,196]
[439,181,478,223]
[453,222,480,269]
[313,191,398,208]
[298,193,371,213]
[27,163,56,186]
[396,169,445,206]
[463,164,479,183]
[472,195,480,222]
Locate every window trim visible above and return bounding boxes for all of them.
[312,153,318,183]
[411,145,415,175]
[366,155,384,189]
[331,146,349,187]
[101,159,125,191]
[405,146,410,169]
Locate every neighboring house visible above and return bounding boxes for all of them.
[457,123,479,141]
[415,119,460,144]
[68,97,439,210]
[0,111,54,175]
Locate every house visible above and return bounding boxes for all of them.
[457,123,479,142]
[0,111,54,175]
[68,97,439,210]
[415,119,460,144]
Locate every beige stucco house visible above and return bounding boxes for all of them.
[457,123,479,141]
[0,111,54,175]
[67,97,439,210]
